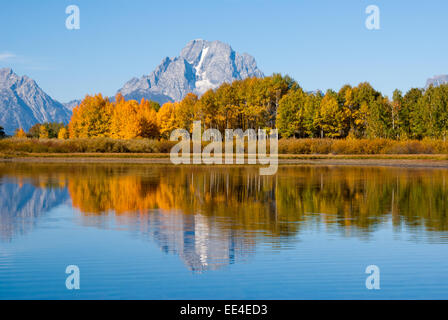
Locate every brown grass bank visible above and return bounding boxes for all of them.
[2,137,448,156]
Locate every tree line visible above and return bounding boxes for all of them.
[10,74,448,141]
[278,82,448,140]
[13,122,68,139]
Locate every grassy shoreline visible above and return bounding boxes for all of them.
[3,137,448,155]
[2,152,448,169]
[2,137,448,169]
[2,152,448,159]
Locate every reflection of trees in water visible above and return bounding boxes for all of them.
[1,163,448,269]
[2,163,448,234]
[61,164,448,233]
[65,166,272,272]
[275,166,448,233]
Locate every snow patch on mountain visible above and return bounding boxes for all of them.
[117,40,264,104]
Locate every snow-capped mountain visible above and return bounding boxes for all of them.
[426,75,448,88]
[117,39,264,104]
[0,41,263,134]
[0,68,71,135]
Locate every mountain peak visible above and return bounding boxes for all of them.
[0,68,18,87]
[426,75,448,88]
[118,40,264,104]
[0,68,38,91]
[0,67,13,76]
[0,70,71,134]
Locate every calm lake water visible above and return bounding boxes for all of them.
[1,162,448,299]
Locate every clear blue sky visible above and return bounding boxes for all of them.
[1,0,448,102]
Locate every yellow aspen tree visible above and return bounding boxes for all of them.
[157,102,178,139]
[58,127,69,140]
[39,125,49,139]
[68,94,112,138]
[14,128,27,138]
[138,99,159,138]
[317,93,348,138]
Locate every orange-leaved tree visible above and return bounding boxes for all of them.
[110,94,159,139]
[14,128,27,138]
[157,102,178,139]
[69,94,113,138]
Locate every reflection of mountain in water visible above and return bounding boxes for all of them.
[140,211,254,272]
[0,178,70,241]
[1,163,448,270]
[74,208,256,273]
